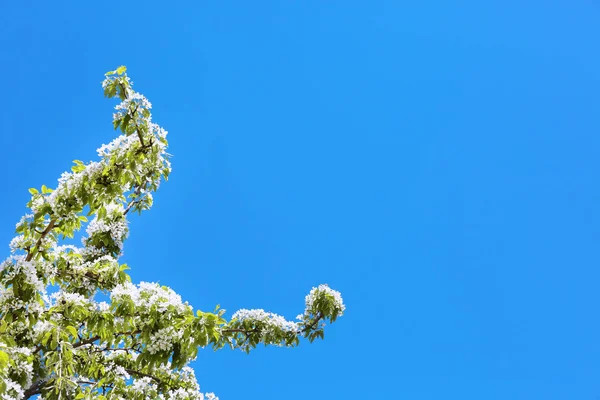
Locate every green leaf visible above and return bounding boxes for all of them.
[28,188,38,194]
[66,326,78,338]
[71,160,86,173]
[0,351,9,370]
[121,114,131,133]
[116,65,127,75]
[42,331,52,346]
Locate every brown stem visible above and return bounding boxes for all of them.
[124,185,144,215]
[25,219,55,262]
[119,82,147,148]
[302,312,324,334]
[23,380,45,399]
[125,368,164,385]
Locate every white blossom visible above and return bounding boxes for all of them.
[146,326,183,354]
[232,309,299,332]
[305,284,346,316]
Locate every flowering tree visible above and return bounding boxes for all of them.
[0,67,345,399]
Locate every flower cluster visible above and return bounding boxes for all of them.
[97,132,139,158]
[0,256,43,292]
[147,326,184,354]
[110,281,191,314]
[0,344,34,399]
[232,309,300,332]
[47,161,104,216]
[84,203,129,254]
[2,379,24,400]
[49,290,91,308]
[304,284,346,317]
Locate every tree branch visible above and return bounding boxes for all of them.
[25,219,55,262]
[125,368,164,385]
[302,312,324,334]
[118,82,147,148]
[124,185,144,215]
[23,380,45,399]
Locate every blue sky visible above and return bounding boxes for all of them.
[1,1,600,399]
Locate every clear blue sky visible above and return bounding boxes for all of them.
[1,1,600,399]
